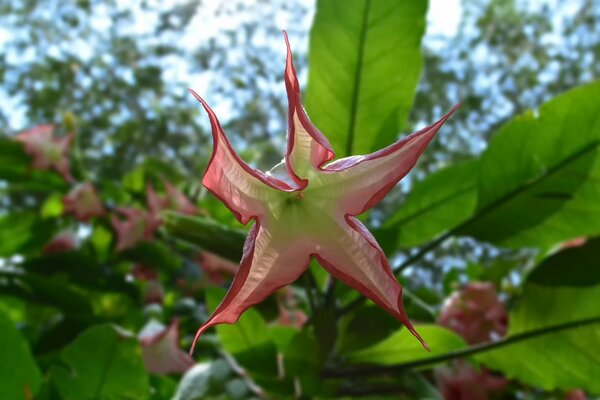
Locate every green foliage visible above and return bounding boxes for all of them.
[463,81,600,248]
[377,160,478,250]
[477,239,600,392]
[346,325,467,366]
[306,0,427,156]
[50,324,150,400]
[0,312,42,399]
[1,0,600,398]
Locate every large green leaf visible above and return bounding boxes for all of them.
[462,81,600,248]
[50,324,149,400]
[205,287,278,376]
[377,160,478,250]
[346,325,466,366]
[477,239,600,393]
[0,312,42,399]
[306,0,428,156]
[163,212,246,261]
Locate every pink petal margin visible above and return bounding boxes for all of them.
[282,31,335,185]
[189,89,298,224]
[190,222,261,355]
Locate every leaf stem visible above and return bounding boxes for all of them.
[322,315,600,378]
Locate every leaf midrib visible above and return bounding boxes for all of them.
[345,0,372,156]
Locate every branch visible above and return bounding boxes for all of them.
[322,315,600,378]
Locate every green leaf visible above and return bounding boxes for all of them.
[205,287,278,376]
[462,81,600,248]
[50,324,149,400]
[0,311,42,400]
[0,270,95,320]
[477,242,600,393]
[527,237,600,287]
[40,192,64,218]
[346,325,467,366]
[0,212,57,257]
[120,240,182,273]
[163,212,247,261]
[377,160,478,250]
[306,0,428,156]
[172,361,232,400]
[337,304,398,354]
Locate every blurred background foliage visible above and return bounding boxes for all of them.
[1,0,600,399]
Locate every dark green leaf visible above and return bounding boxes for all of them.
[0,311,42,399]
[163,212,247,261]
[306,0,428,156]
[50,324,149,400]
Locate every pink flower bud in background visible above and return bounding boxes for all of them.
[131,264,158,282]
[439,282,508,345]
[14,124,74,182]
[146,182,198,216]
[43,231,78,255]
[435,362,508,400]
[564,390,587,400]
[164,181,198,215]
[63,183,106,222]
[111,207,161,252]
[195,251,238,285]
[139,320,195,375]
[276,287,308,328]
[143,280,164,305]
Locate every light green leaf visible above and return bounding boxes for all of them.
[462,80,600,248]
[50,324,149,400]
[0,312,42,400]
[377,160,478,250]
[205,287,278,376]
[347,324,466,366]
[306,0,428,156]
[477,240,600,393]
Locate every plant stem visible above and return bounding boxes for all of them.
[303,271,318,314]
[322,315,600,378]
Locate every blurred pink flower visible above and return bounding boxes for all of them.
[43,231,78,254]
[276,287,307,328]
[139,320,195,375]
[560,237,587,249]
[564,390,587,400]
[14,124,74,181]
[63,183,106,222]
[439,282,508,345]
[143,280,165,305]
[131,264,158,282]
[146,182,198,216]
[435,362,507,400]
[195,251,238,285]
[110,207,161,252]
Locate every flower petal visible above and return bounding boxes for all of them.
[316,105,459,216]
[283,31,335,185]
[140,320,195,375]
[190,89,296,224]
[190,220,311,354]
[315,215,428,349]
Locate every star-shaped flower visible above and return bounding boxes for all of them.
[189,33,458,353]
[14,124,74,182]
